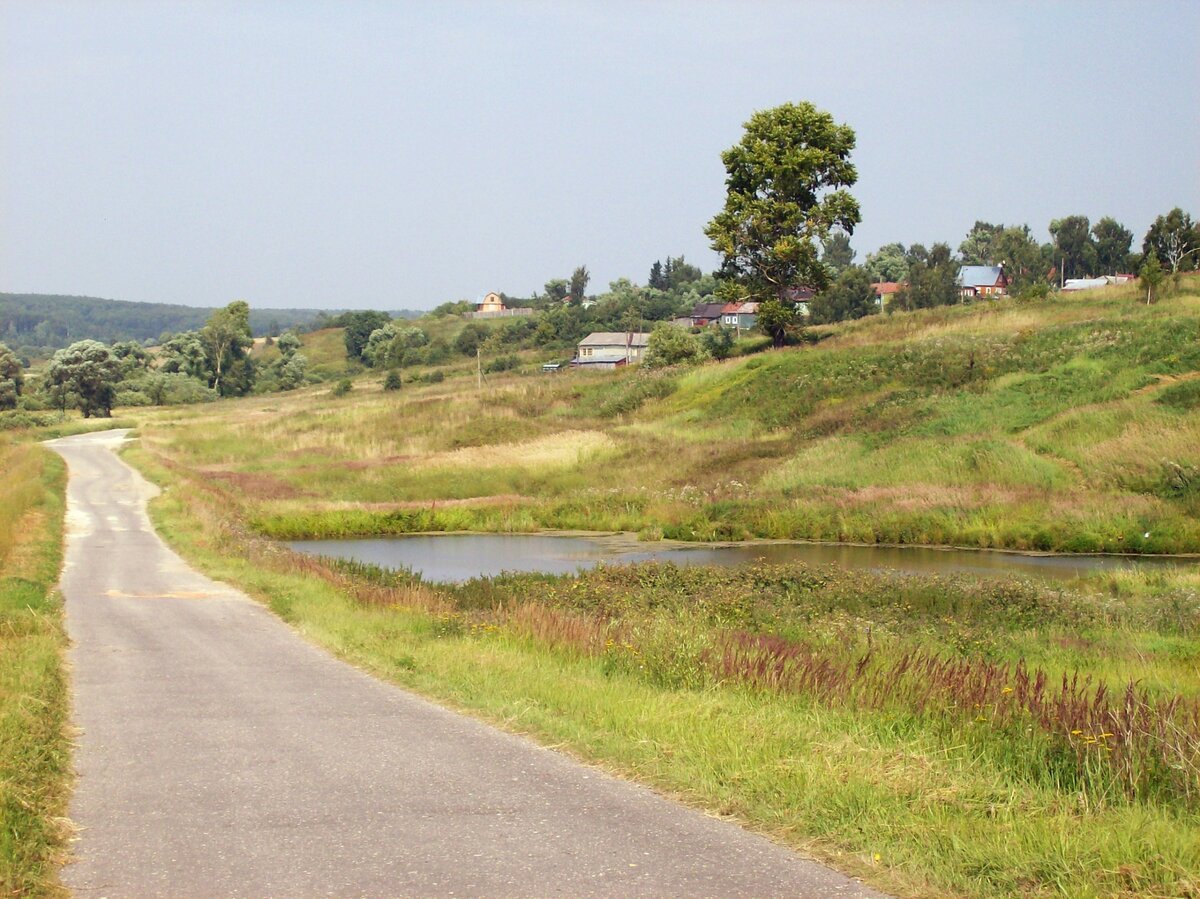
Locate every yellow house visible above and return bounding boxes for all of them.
[477,292,505,314]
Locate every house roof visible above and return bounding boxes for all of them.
[690,302,726,319]
[958,266,1004,288]
[1062,277,1109,292]
[578,331,651,348]
[872,282,901,294]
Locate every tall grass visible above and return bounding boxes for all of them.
[0,437,69,897]
[133,441,1200,897]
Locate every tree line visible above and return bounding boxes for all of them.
[0,300,316,418]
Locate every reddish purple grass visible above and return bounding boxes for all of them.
[715,630,1200,805]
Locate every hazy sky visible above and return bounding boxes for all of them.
[3,1,1197,310]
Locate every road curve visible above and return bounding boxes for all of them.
[48,429,884,898]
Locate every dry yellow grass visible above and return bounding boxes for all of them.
[416,430,615,471]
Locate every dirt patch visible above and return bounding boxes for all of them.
[1133,370,1200,396]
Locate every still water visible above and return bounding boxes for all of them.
[287,533,1198,584]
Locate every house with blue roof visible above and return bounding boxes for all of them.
[958,265,1009,299]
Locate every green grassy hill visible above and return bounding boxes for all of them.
[140,275,1200,555]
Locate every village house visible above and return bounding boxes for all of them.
[871,282,901,309]
[958,265,1009,299]
[782,286,816,316]
[720,302,759,330]
[573,332,650,369]
[1062,274,1137,292]
[466,292,534,319]
[689,302,726,327]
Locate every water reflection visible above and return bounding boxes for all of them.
[287,533,1197,584]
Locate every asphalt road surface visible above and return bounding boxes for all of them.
[47,429,885,898]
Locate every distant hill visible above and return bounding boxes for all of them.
[0,293,422,355]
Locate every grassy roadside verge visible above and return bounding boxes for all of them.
[0,438,69,897]
[127,442,1200,898]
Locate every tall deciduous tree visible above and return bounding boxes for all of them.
[201,300,253,395]
[44,340,122,417]
[863,242,908,283]
[893,243,961,311]
[755,298,797,348]
[808,266,878,324]
[958,221,1004,265]
[1049,216,1098,280]
[341,310,391,361]
[158,331,209,381]
[543,279,569,304]
[1142,208,1198,273]
[0,341,23,410]
[993,225,1051,291]
[705,102,860,304]
[1092,217,1134,274]
[1141,249,1164,304]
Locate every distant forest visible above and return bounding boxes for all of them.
[0,294,419,356]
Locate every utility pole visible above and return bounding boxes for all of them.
[477,347,482,392]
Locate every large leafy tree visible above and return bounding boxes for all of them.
[44,340,122,417]
[543,279,569,304]
[705,102,860,304]
[993,225,1051,291]
[1142,208,1198,273]
[755,298,797,348]
[893,243,961,311]
[341,310,391,361]
[158,331,209,380]
[958,221,1005,265]
[644,324,707,368]
[0,341,23,410]
[201,300,254,395]
[1049,215,1098,280]
[808,266,878,324]
[863,242,908,283]
[1091,217,1134,274]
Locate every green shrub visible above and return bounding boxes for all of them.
[484,354,519,374]
[331,378,353,396]
[383,370,402,391]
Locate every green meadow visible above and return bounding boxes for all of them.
[2,279,1197,896]
[139,278,1200,554]
[113,279,1200,897]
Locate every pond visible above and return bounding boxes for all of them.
[287,533,1200,584]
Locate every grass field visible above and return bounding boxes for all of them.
[134,277,1200,554]
[126,440,1200,898]
[0,436,69,897]
[111,281,1200,897]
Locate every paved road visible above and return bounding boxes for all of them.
[48,430,884,898]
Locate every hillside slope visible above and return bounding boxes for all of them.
[135,276,1200,554]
